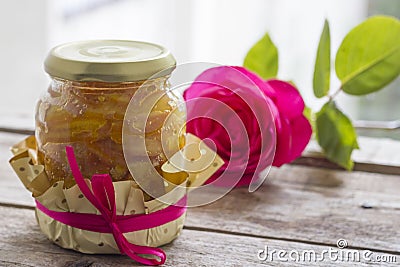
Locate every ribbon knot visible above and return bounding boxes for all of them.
[65,146,167,266]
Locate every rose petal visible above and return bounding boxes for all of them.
[231,66,274,95]
[272,117,292,167]
[265,80,305,119]
[287,115,312,162]
[273,114,312,167]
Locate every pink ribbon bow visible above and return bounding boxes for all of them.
[35,146,187,266]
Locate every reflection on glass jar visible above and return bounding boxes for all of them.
[36,40,184,190]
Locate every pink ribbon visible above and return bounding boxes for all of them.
[35,146,187,266]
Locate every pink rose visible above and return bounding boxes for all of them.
[262,79,312,167]
[183,66,311,187]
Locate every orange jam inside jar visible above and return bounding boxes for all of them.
[36,40,185,189]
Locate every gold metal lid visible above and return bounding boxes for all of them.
[44,40,176,82]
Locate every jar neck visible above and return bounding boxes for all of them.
[50,76,169,91]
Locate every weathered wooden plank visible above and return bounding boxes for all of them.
[5,206,397,267]
[295,138,400,175]
[0,132,34,207]
[0,113,34,135]
[305,138,400,167]
[292,156,400,176]
[1,132,399,254]
[186,165,400,254]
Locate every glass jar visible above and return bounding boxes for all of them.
[36,40,185,189]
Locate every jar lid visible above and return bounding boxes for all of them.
[44,40,176,82]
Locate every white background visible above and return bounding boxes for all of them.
[0,0,398,124]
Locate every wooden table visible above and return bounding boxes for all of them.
[0,124,399,266]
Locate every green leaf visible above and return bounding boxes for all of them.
[313,19,331,98]
[303,106,316,135]
[335,16,400,95]
[244,33,278,79]
[316,102,359,170]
